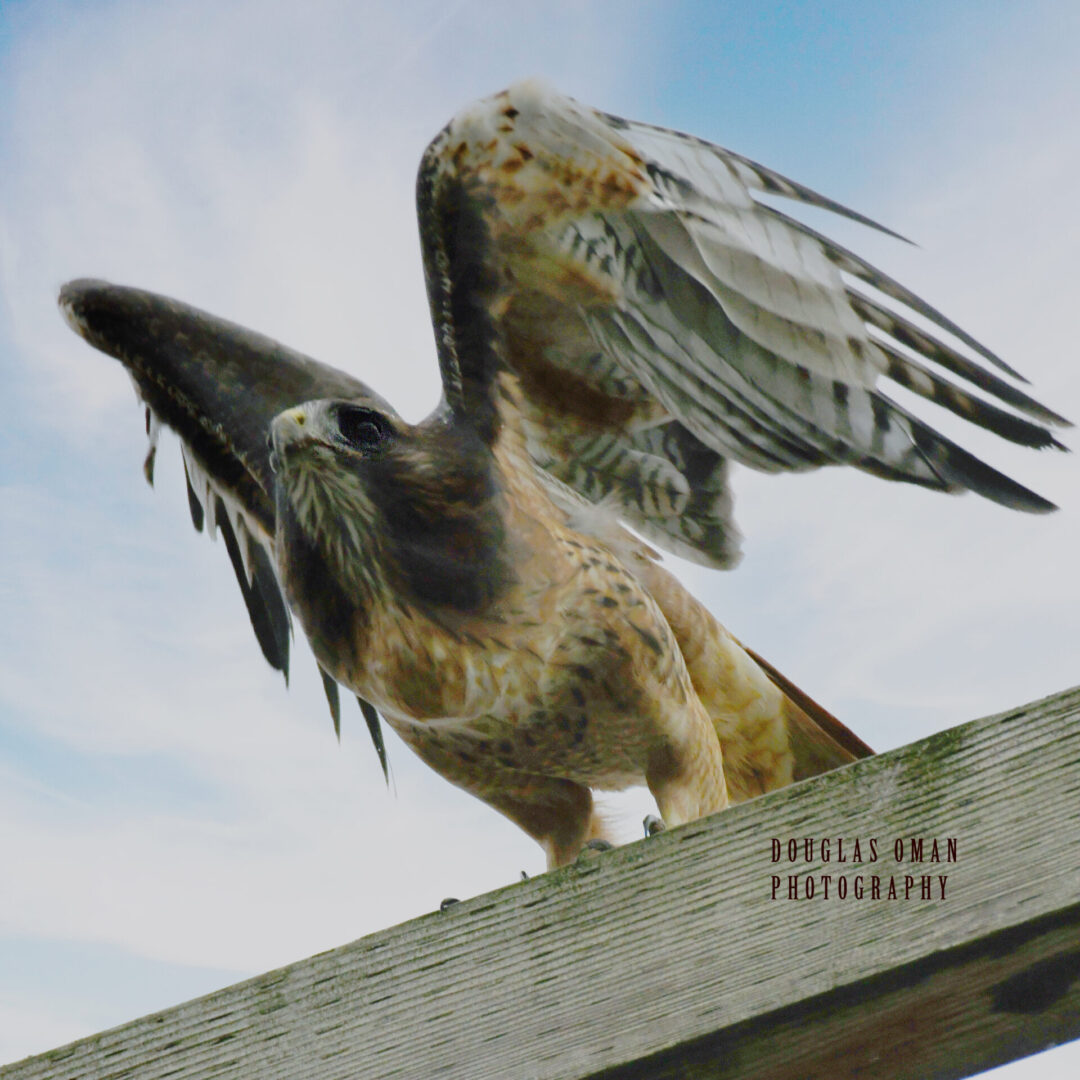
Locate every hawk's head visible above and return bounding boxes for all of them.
[270,396,514,652]
[271,400,396,467]
[270,399,397,536]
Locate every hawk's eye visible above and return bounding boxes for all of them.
[337,404,391,452]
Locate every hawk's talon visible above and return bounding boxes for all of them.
[644,814,666,838]
[576,838,614,862]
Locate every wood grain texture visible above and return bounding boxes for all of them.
[5,687,1080,1080]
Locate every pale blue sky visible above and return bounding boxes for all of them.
[2,1,1078,1073]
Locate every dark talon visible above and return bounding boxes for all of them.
[577,838,614,861]
[644,814,666,837]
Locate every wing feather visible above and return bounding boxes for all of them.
[59,279,393,766]
[605,108,912,243]
[417,80,1066,561]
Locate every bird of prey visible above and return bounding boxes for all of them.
[59,80,1065,867]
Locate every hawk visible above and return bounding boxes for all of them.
[59,81,1065,867]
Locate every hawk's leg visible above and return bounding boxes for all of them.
[645,698,729,828]
[482,776,612,870]
[392,726,613,869]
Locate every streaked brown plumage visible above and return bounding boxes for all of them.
[58,80,1063,867]
[266,377,867,866]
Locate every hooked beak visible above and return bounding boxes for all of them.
[269,407,311,472]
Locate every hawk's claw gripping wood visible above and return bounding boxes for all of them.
[58,80,1064,868]
[577,839,615,862]
[644,815,666,838]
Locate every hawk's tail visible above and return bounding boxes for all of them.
[631,557,871,802]
[742,645,873,779]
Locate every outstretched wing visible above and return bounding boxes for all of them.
[417,80,1069,569]
[59,279,391,779]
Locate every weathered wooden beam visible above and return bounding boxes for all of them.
[5,687,1079,1080]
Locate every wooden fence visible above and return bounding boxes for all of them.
[4,686,1079,1079]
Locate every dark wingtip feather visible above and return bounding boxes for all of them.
[851,264,1026,382]
[182,460,205,532]
[319,668,342,741]
[215,497,292,676]
[908,422,1059,514]
[142,444,157,487]
[734,151,914,244]
[357,697,390,785]
[850,291,1071,428]
[879,347,1068,451]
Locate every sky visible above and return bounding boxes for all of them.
[1,0,1078,1073]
